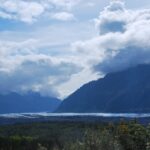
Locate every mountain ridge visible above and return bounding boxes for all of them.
[0,92,61,114]
[57,64,150,113]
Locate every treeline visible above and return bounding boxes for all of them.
[0,121,150,150]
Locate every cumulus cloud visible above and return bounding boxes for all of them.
[0,0,44,23]
[0,39,82,97]
[95,0,127,35]
[0,0,79,23]
[73,0,150,74]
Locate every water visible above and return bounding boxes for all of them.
[1,112,150,119]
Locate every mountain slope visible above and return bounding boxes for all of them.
[0,92,61,114]
[57,64,150,113]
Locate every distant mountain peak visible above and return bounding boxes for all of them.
[0,92,61,114]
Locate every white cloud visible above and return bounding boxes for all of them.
[0,0,44,23]
[95,0,128,35]
[2,0,150,98]
[0,0,80,23]
[50,12,75,21]
[73,0,150,75]
[0,17,97,98]
[46,0,80,10]
[0,39,82,97]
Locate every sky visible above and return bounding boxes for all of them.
[1,0,150,99]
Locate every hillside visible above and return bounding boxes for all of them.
[57,64,150,113]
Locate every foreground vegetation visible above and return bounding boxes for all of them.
[0,120,150,150]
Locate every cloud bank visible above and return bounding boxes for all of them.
[0,40,82,97]
[73,0,150,74]
[1,0,150,98]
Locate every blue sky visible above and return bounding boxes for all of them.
[1,0,150,99]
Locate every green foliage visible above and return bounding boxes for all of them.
[0,121,150,150]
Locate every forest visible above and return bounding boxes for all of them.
[0,120,150,150]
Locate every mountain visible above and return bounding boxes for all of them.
[57,64,150,113]
[0,92,61,114]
